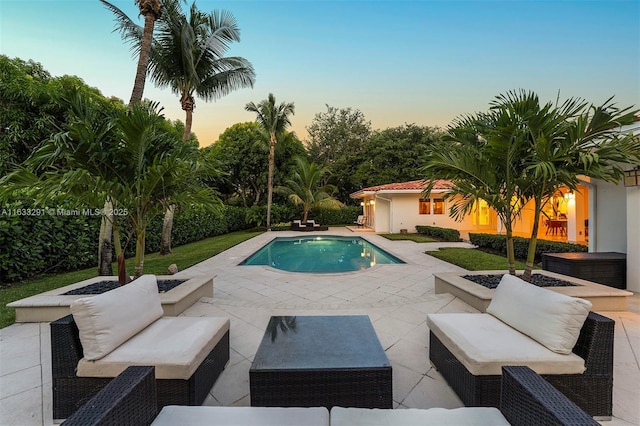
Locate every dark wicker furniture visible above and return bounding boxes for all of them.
[250,315,392,409]
[51,314,230,420]
[542,252,627,289]
[61,366,157,426]
[429,311,614,419]
[62,365,597,426]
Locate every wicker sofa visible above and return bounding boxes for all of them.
[61,365,598,425]
[51,275,230,420]
[428,274,614,419]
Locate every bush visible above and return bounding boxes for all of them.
[468,233,587,263]
[1,201,253,283]
[309,206,361,225]
[415,225,461,242]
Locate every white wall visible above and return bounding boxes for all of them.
[627,187,640,292]
[376,193,475,234]
[593,179,627,253]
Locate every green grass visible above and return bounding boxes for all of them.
[380,233,437,243]
[0,230,263,329]
[425,247,538,271]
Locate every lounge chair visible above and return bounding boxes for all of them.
[291,220,307,231]
[353,215,365,228]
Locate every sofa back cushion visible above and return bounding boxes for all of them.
[486,274,591,355]
[70,275,164,360]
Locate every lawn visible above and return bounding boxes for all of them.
[380,233,437,243]
[0,230,262,328]
[425,247,537,271]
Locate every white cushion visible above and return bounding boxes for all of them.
[70,275,163,360]
[152,406,330,426]
[77,316,229,379]
[427,313,585,375]
[331,406,509,426]
[486,274,591,354]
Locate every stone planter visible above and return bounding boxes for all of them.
[7,275,213,322]
[434,270,632,312]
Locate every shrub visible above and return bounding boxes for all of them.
[415,225,461,242]
[468,233,587,263]
[309,206,361,225]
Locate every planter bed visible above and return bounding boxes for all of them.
[434,270,632,312]
[8,275,213,322]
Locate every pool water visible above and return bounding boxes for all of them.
[240,236,405,273]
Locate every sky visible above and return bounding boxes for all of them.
[1,0,639,147]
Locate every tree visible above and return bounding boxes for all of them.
[276,156,344,222]
[354,124,444,188]
[423,89,640,280]
[147,0,255,141]
[1,89,220,279]
[100,0,162,107]
[245,94,295,229]
[422,109,530,275]
[306,105,372,202]
[491,90,640,281]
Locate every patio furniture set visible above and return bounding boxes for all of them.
[52,273,610,425]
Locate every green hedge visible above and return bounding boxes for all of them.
[309,206,361,225]
[468,233,588,263]
[416,225,461,242]
[1,202,252,283]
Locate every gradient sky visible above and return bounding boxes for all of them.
[2,0,639,147]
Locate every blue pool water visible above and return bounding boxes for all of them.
[240,236,404,273]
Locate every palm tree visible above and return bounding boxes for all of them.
[2,89,220,279]
[491,90,640,281]
[100,0,162,107]
[245,93,295,229]
[422,108,531,275]
[149,0,255,141]
[276,156,344,222]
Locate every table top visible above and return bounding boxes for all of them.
[250,315,390,371]
[543,252,626,260]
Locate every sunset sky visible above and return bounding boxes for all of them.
[2,0,639,146]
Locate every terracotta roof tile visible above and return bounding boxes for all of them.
[351,179,452,196]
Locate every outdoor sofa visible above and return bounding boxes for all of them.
[61,365,598,425]
[428,273,614,419]
[51,275,230,420]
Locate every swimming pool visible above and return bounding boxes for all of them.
[240,236,405,273]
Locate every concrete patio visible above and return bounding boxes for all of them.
[1,228,638,425]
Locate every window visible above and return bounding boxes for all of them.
[419,199,430,214]
[433,198,444,215]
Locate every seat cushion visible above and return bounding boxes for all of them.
[151,406,330,426]
[331,406,509,426]
[427,313,585,376]
[70,275,164,360]
[77,316,229,379]
[486,274,592,354]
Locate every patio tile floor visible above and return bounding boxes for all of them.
[1,228,638,425]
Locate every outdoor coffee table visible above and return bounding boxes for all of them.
[250,315,392,409]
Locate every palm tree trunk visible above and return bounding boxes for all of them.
[523,197,544,282]
[505,228,516,276]
[160,205,174,255]
[183,108,193,141]
[97,200,114,276]
[266,135,276,230]
[128,12,156,107]
[134,225,146,278]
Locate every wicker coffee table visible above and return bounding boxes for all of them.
[250,315,392,409]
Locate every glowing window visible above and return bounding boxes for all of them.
[433,198,444,215]
[419,199,430,214]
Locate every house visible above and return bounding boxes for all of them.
[349,180,590,242]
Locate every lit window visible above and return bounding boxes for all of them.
[419,199,430,214]
[433,198,444,215]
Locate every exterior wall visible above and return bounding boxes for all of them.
[626,187,640,292]
[592,179,627,253]
[376,193,477,234]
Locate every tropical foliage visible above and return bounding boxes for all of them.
[276,156,344,222]
[422,89,640,281]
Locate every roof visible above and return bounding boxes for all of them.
[350,179,452,198]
